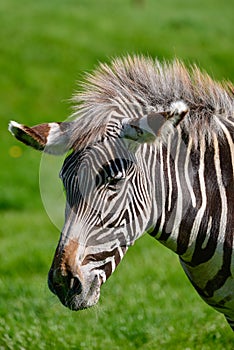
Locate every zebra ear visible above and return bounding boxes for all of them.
[121,101,189,144]
[8,120,72,155]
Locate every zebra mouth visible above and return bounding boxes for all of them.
[64,274,101,311]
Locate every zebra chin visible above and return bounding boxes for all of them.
[48,268,103,311]
[63,276,102,311]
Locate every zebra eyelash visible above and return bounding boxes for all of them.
[106,173,126,190]
[96,158,132,189]
[107,171,125,182]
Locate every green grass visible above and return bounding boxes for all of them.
[0,211,232,349]
[0,0,233,349]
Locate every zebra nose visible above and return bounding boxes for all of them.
[48,268,82,303]
[69,275,82,294]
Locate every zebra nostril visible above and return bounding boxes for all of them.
[70,276,82,294]
[48,268,82,300]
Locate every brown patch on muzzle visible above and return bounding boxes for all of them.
[48,239,84,300]
[52,239,81,277]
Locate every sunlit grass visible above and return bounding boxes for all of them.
[0,212,232,349]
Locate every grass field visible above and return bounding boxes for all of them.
[1,0,234,349]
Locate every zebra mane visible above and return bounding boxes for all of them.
[70,55,234,149]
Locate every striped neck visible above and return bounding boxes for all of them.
[148,120,233,264]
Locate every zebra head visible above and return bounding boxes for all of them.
[9,101,187,310]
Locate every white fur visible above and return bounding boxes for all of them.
[170,101,188,115]
[8,121,23,135]
[45,123,70,155]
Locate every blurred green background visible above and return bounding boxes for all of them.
[0,0,233,349]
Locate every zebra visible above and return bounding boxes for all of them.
[9,56,234,330]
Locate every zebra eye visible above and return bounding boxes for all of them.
[106,172,125,189]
